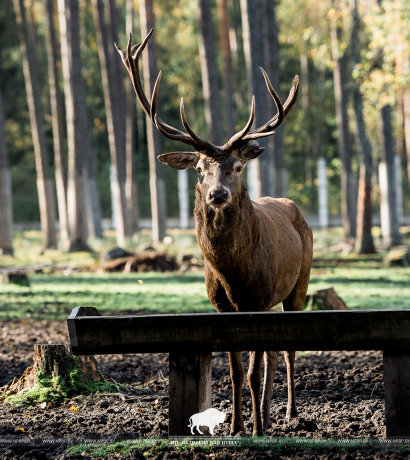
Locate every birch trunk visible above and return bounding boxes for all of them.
[57,0,89,251]
[43,0,69,247]
[14,0,57,249]
[0,80,13,255]
[91,0,130,246]
[240,0,271,199]
[139,0,166,243]
[330,18,356,238]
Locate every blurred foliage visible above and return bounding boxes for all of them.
[1,0,410,223]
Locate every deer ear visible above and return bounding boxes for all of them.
[157,152,199,170]
[238,141,265,162]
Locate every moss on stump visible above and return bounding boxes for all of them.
[0,344,119,406]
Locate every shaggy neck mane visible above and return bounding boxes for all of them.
[194,181,260,276]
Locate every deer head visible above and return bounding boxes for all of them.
[115,30,299,208]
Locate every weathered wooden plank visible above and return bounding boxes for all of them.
[67,309,410,355]
[383,352,410,436]
[168,352,212,436]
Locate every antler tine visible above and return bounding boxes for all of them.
[244,75,299,140]
[180,98,210,150]
[116,30,218,153]
[222,96,255,150]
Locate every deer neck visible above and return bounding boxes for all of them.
[194,182,260,274]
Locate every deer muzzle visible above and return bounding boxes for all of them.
[207,188,230,206]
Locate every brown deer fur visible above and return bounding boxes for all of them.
[160,151,313,436]
[116,30,313,436]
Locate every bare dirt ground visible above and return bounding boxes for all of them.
[0,319,405,460]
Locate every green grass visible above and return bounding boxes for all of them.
[1,265,410,321]
[0,272,213,321]
[1,228,410,321]
[309,267,410,310]
[66,437,410,458]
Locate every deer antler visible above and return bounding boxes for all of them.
[222,69,299,150]
[115,30,222,156]
[115,30,299,158]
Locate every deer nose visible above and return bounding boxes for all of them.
[209,190,228,204]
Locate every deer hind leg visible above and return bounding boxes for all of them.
[248,350,264,436]
[228,351,245,435]
[282,271,310,420]
[261,351,279,430]
[284,350,298,419]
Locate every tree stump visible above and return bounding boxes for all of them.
[304,287,348,311]
[383,246,410,267]
[0,272,30,287]
[0,344,118,405]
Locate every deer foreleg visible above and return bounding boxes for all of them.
[248,350,264,436]
[228,351,245,435]
[284,350,298,420]
[261,351,279,430]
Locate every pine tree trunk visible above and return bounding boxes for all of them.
[198,0,223,146]
[217,0,234,139]
[330,15,356,239]
[57,0,89,251]
[91,0,130,246]
[0,79,13,256]
[300,52,313,187]
[125,0,138,235]
[44,0,69,248]
[14,0,57,249]
[139,0,166,243]
[402,56,410,186]
[260,0,285,198]
[351,0,375,254]
[240,0,271,199]
[78,0,103,240]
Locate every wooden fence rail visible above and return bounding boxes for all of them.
[67,307,410,437]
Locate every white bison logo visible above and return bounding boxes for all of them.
[188,408,226,435]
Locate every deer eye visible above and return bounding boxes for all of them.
[236,165,243,173]
[197,167,202,173]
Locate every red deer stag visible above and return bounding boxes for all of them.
[115,30,313,437]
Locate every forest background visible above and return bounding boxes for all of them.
[0,0,409,252]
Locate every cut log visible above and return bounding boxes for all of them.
[99,246,134,263]
[0,273,30,287]
[97,251,177,273]
[0,344,118,405]
[304,287,348,311]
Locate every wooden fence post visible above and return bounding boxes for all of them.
[169,352,212,436]
[383,351,410,436]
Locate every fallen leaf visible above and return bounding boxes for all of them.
[39,402,47,409]
[81,452,89,456]
[69,406,78,412]
[67,423,70,425]
[138,280,143,284]
[136,408,143,413]
[16,428,24,432]
[324,419,328,422]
